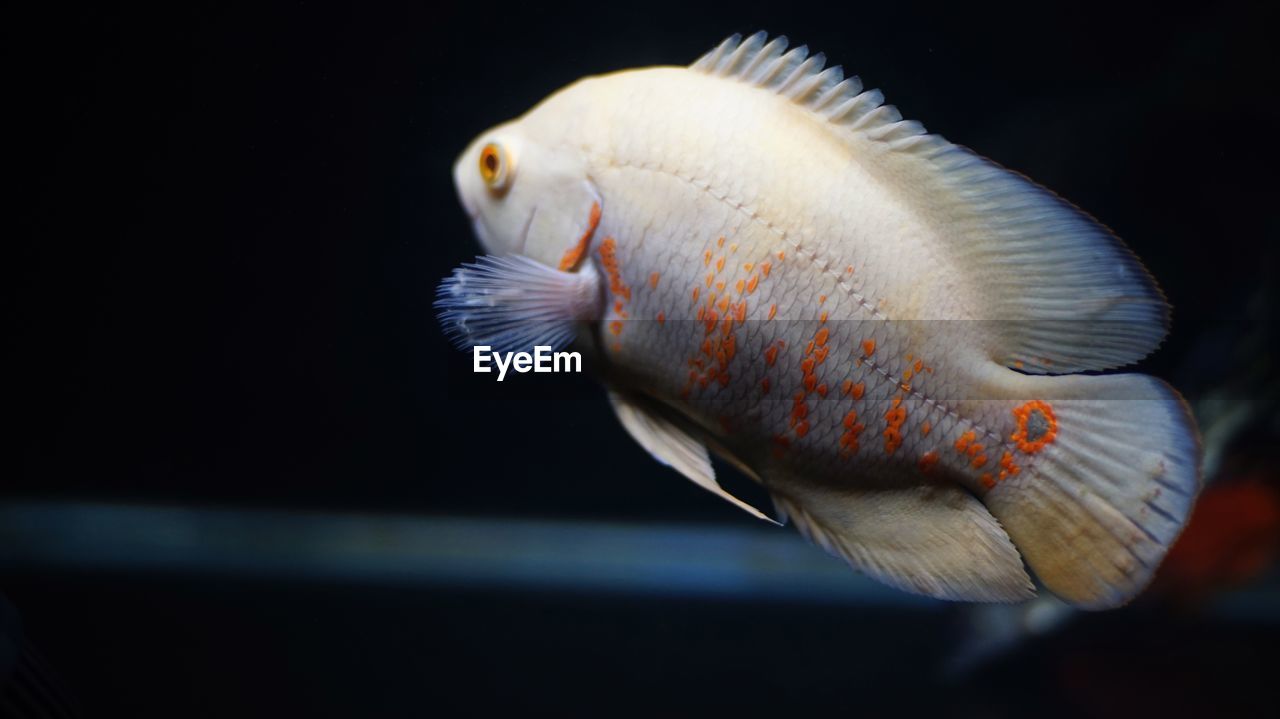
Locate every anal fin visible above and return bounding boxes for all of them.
[608,391,775,523]
[773,482,1035,602]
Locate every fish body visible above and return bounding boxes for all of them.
[439,33,1201,607]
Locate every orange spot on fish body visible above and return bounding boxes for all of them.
[729,243,738,253]
[777,251,785,261]
[608,320,623,336]
[767,304,777,321]
[914,359,924,374]
[764,344,779,367]
[717,236,725,248]
[921,421,932,437]
[734,279,744,295]
[816,383,828,397]
[839,410,864,458]
[558,201,600,271]
[819,295,827,304]
[954,430,977,454]
[883,401,907,455]
[734,302,746,323]
[716,256,725,273]
[918,451,939,474]
[692,287,700,303]
[760,261,772,278]
[746,274,759,294]
[814,346,829,364]
[795,420,810,438]
[862,339,876,356]
[980,473,996,490]
[790,396,808,425]
[704,309,718,334]
[743,263,754,272]
[819,310,828,324]
[1011,400,1058,453]
[845,265,854,274]
[972,453,989,469]
[704,250,712,266]
[852,382,865,400]
[597,237,631,302]
[649,272,661,290]
[717,296,730,314]
[841,379,853,396]
[716,281,725,292]
[656,311,665,325]
[705,273,714,288]
[998,451,1021,482]
[761,377,771,394]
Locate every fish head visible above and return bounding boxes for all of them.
[453,84,602,269]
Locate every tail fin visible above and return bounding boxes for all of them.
[982,374,1201,608]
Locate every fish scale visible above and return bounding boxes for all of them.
[590,131,985,491]
[439,32,1201,607]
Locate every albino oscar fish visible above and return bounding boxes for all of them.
[436,32,1201,608]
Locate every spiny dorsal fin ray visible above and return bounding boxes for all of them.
[691,31,928,150]
[689,32,1169,373]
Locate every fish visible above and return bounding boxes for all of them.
[436,32,1202,608]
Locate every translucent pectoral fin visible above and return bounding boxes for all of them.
[435,255,602,354]
[608,391,777,523]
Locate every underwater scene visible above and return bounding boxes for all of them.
[7,2,1277,717]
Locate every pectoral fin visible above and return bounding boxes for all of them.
[435,254,602,354]
[608,391,776,523]
[773,482,1035,602]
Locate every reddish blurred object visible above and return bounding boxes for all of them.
[1152,473,1280,603]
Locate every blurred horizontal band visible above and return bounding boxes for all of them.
[0,501,929,607]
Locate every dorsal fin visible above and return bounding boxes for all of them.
[690,32,1169,373]
[690,32,931,152]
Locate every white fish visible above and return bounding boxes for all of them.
[437,32,1201,608]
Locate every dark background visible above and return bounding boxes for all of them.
[6,1,1278,716]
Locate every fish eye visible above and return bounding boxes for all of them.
[478,142,512,192]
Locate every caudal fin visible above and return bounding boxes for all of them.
[982,374,1201,608]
